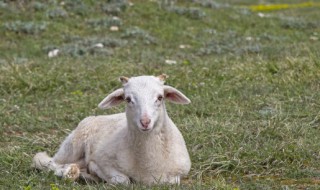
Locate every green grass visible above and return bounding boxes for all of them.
[1,0,320,189]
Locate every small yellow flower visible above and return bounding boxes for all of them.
[249,2,320,12]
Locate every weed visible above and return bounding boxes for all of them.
[4,21,47,35]
[47,8,68,19]
[43,36,125,57]
[0,1,7,8]
[198,30,261,56]
[122,27,157,44]
[30,2,47,11]
[101,0,128,15]
[281,19,317,30]
[167,6,206,19]
[63,0,92,16]
[195,0,230,9]
[87,17,122,29]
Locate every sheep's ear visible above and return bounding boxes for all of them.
[119,76,129,85]
[163,85,191,104]
[157,74,168,82]
[98,88,124,109]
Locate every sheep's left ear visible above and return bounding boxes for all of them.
[98,88,124,109]
[157,74,168,83]
[163,85,191,104]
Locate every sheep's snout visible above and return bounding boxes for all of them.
[140,117,151,130]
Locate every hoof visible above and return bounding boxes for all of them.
[63,164,80,181]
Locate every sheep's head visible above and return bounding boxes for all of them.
[98,75,190,132]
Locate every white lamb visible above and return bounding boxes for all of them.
[32,74,191,185]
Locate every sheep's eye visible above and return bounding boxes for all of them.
[157,96,163,101]
[125,97,132,103]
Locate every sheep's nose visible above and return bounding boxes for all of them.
[140,118,151,128]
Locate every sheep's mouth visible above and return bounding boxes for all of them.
[141,128,151,132]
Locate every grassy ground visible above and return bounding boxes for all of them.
[1,0,320,189]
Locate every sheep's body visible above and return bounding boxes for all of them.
[33,75,191,185]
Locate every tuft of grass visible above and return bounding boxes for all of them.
[121,26,157,44]
[42,36,125,57]
[101,0,128,16]
[46,8,68,19]
[87,17,123,29]
[166,6,206,19]
[4,21,47,35]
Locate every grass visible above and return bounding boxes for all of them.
[1,0,320,189]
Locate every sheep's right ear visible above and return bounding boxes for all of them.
[98,88,124,109]
[120,76,129,85]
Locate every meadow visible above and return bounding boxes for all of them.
[0,0,320,189]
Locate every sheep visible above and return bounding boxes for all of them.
[32,74,191,185]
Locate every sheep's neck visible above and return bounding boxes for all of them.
[128,114,170,162]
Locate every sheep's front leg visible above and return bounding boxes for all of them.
[167,175,180,184]
[61,164,81,180]
[88,162,130,184]
[108,167,130,184]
